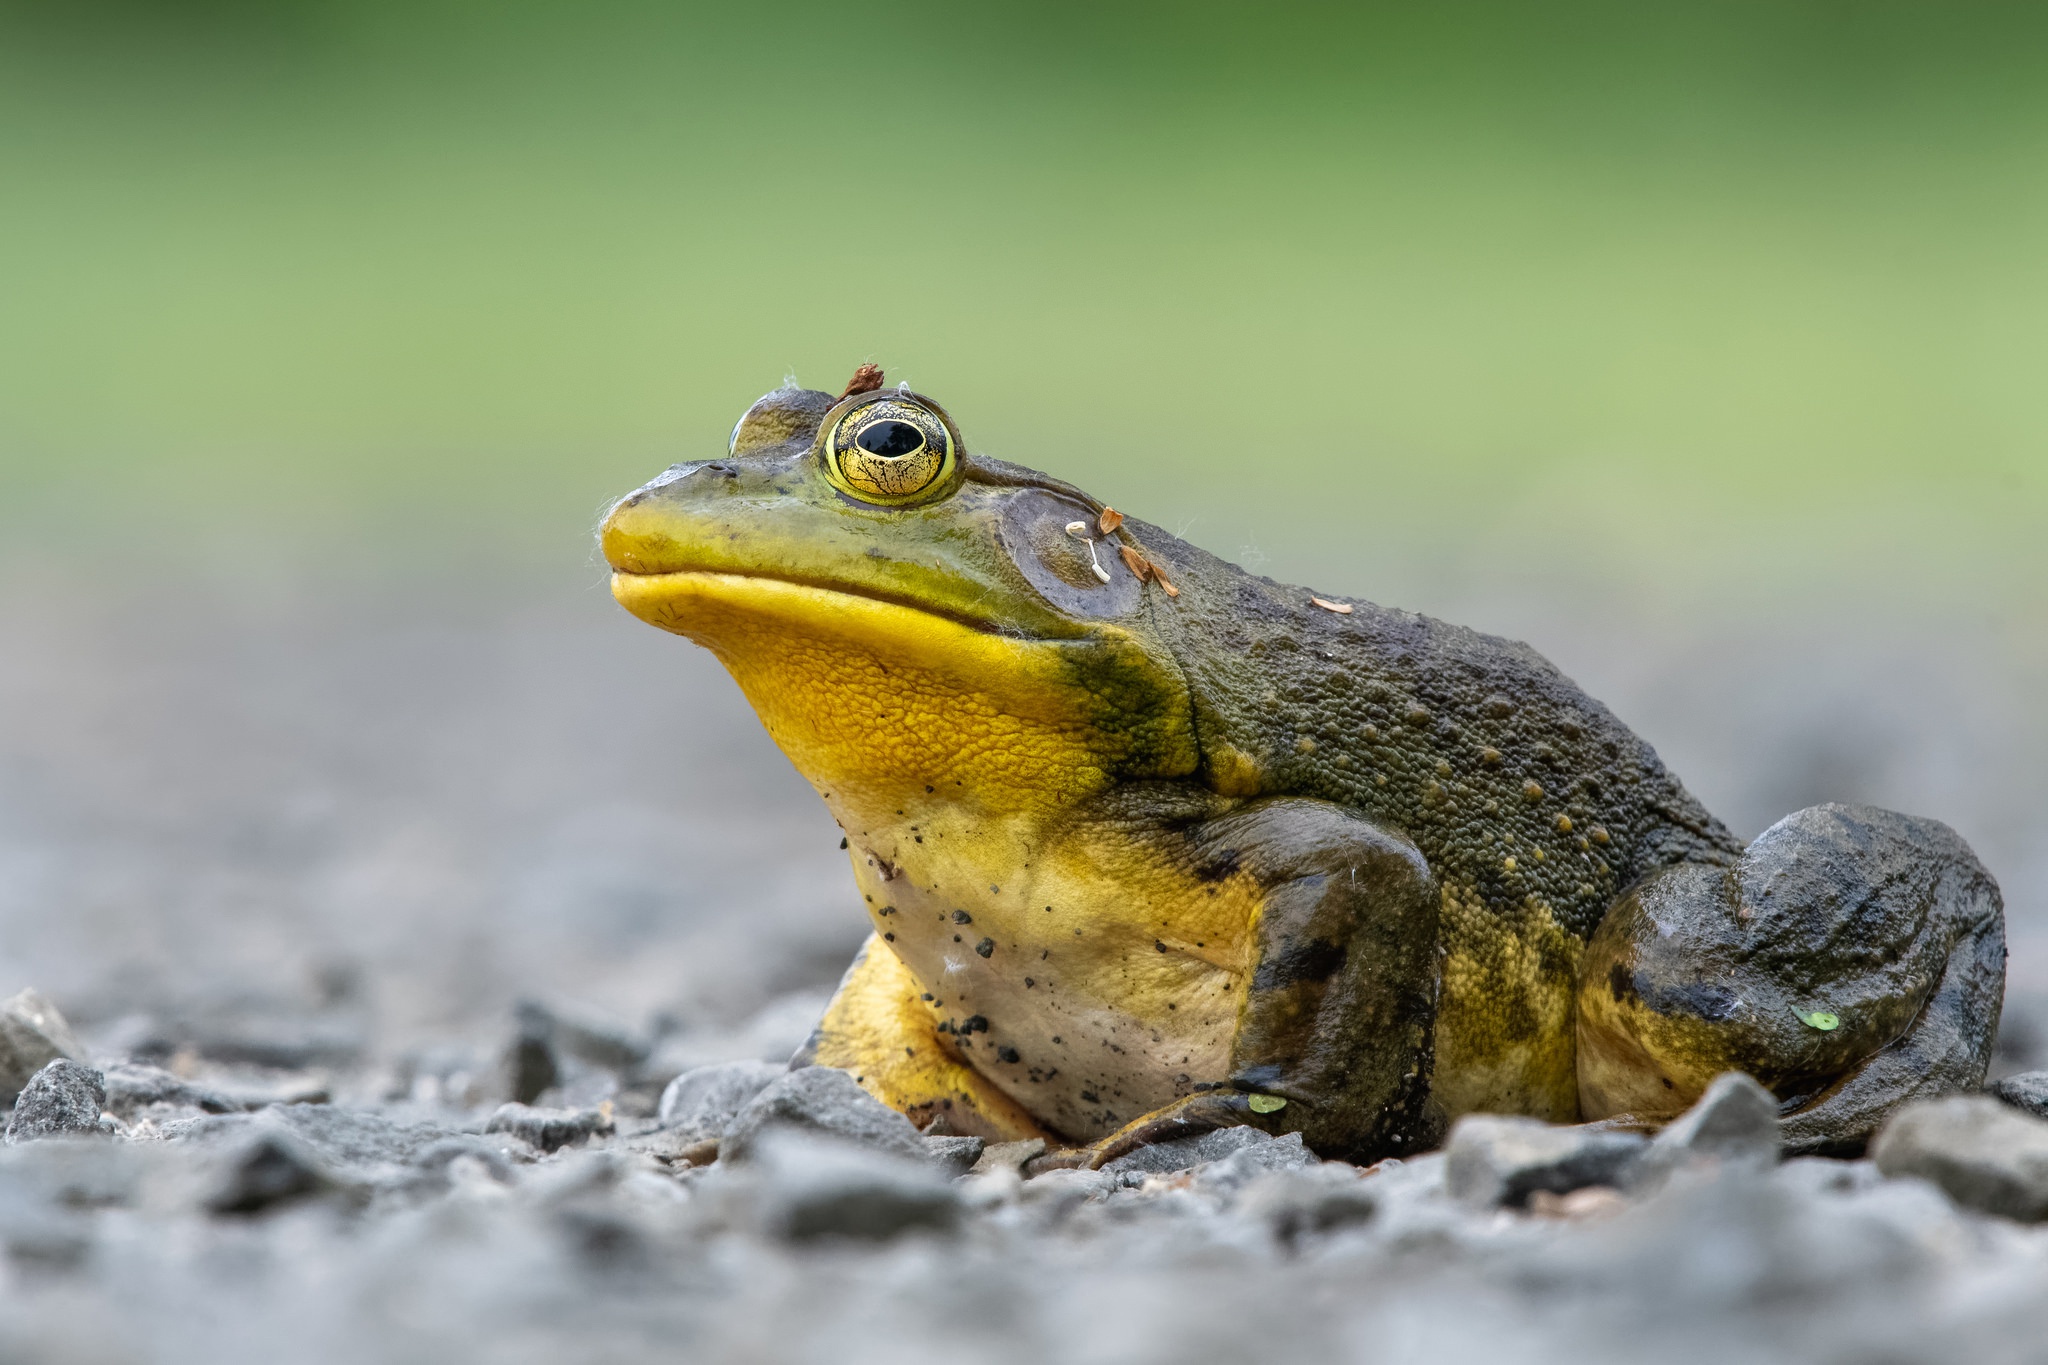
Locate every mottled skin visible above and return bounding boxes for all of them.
[601,377,2005,1162]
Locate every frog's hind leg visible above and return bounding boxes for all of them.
[1576,803,2004,1155]
[794,934,1053,1142]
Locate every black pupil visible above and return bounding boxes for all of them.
[854,420,925,458]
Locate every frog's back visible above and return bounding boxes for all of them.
[1146,522,1741,936]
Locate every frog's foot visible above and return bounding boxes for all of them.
[1577,804,2004,1155]
[1025,1090,1259,1174]
[797,933,1053,1143]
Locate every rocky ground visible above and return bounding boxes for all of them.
[2,990,2048,1365]
[2,562,2046,1363]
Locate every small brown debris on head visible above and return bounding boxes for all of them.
[1118,545,1152,582]
[1148,559,1179,597]
[1097,507,1125,535]
[1310,597,1354,615]
[840,363,885,399]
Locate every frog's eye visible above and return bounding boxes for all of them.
[821,396,958,506]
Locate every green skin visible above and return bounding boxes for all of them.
[603,382,2006,1161]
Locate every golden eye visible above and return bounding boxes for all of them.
[821,397,958,506]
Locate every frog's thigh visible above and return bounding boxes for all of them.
[1577,803,2004,1154]
[795,934,1052,1142]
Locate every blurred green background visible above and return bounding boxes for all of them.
[3,0,2043,606]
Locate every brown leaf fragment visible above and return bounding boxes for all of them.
[1311,596,1354,614]
[1118,545,1152,581]
[1097,507,1125,535]
[1149,560,1180,597]
[840,363,885,398]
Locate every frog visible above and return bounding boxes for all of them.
[600,366,2005,1162]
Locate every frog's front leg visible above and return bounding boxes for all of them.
[794,933,1053,1142]
[1057,798,1444,1169]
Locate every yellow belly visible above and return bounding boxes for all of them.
[846,805,1261,1141]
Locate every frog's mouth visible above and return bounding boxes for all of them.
[609,566,1029,641]
[608,568,1098,719]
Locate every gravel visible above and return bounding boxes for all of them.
[720,1066,931,1166]
[1871,1094,2048,1221]
[4,1061,105,1143]
[1444,1113,1649,1207]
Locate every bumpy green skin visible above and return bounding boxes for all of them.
[606,384,2007,1161]
[1115,508,1745,926]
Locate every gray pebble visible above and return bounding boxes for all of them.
[4,1060,106,1144]
[921,1134,986,1177]
[1872,1094,2048,1221]
[99,1060,241,1118]
[657,1059,785,1136]
[1191,1131,1315,1195]
[1235,1163,1379,1246]
[969,1137,1046,1176]
[1102,1124,1272,1177]
[721,1066,928,1165]
[206,1129,334,1216]
[1444,1114,1647,1208]
[486,1102,615,1153]
[1986,1070,2048,1121]
[1632,1072,1781,1189]
[742,1130,960,1242]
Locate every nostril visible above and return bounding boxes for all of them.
[703,461,739,479]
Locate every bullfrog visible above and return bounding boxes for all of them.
[600,367,2005,1162]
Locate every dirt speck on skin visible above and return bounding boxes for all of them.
[0,561,2044,1363]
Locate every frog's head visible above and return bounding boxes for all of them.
[600,370,1199,828]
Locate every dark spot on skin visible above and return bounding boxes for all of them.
[963,1016,988,1034]
[954,935,962,943]
[877,906,895,916]
[883,932,895,942]
[1607,962,1638,1004]
[997,1047,1020,1064]
[953,910,972,924]
[1647,981,1743,1022]
[975,937,995,958]
[1252,938,1348,989]
[1024,978,1035,988]
[920,994,933,1002]
[838,837,848,849]
[1661,1076,1674,1089]
[925,785,934,793]
[1082,1091,1100,1103]
[1155,940,1167,953]
[1195,849,1241,883]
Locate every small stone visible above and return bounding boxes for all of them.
[969,1137,1046,1175]
[1103,1124,1272,1177]
[485,1103,614,1154]
[921,1134,986,1177]
[721,1066,928,1165]
[1631,1071,1781,1189]
[657,1060,785,1137]
[1191,1132,1315,1195]
[4,1060,106,1143]
[99,1060,241,1118]
[1872,1095,2048,1221]
[0,990,84,1105]
[1235,1164,1378,1246]
[744,1130,961,1242]
[1444,1114,1648,1208]
[1987,1070,2048,1121]
[206,1129,333,1216]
